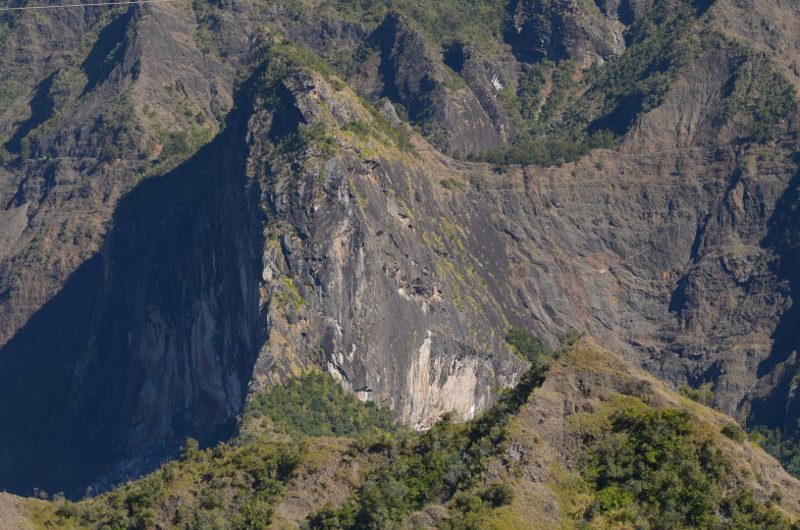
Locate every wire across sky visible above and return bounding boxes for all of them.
[0,0,177,11]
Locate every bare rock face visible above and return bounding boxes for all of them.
[510,0,627,66]
[348,14,515,156]
[248,71,528,430]
[449,43,519,147]
[0,2,257,496]
[0,100,264,497]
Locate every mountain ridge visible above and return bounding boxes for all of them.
[0,0,799,500]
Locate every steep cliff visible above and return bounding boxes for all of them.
[1,0,800,499]
[244,57,528,428]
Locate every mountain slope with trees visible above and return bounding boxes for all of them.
[0,0,799,501]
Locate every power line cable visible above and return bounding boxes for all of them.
[0,0,177,11]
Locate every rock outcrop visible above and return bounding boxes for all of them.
[246,68,528,430]
[510,0,627,66]
[346,14,516,156]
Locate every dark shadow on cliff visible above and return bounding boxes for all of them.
[79,9,133,96]
[0,70,266,499]
[751,166,800,431]
[0,254,103,498]
[4,72,56,153]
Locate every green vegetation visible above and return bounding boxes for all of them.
[321,0,512,51]
[0,14,16,49]
[505,327,586,366]
[238,0,793,172]
[99,144,120,165]
[192,0,229,60]
[361,98,416,154]
[245,30,415,184]
[99,91,141,159]
[576,398,796,528]
[585,0,704,127]
[30,370,398,529]
[506,327,551,366]
[473,0,710,168]
[27,341,799,529]
[307,364,549,529]
[471,129,617,169]
[505,59,577,133]
[469,0,793,170]
[678,381,716,407]
[342,120,371,140]
[31,345,551,529]
[0,79,23,116]
[4,8,138,160]
[722,48,798,142]
[342,104,416,155]
[558,328,585,347]
[439,177,465,192]
[721,422,745,443]
[32,437,306,529]
[241,371,399,439]
[245,31,340,181]
[750,427,800,479]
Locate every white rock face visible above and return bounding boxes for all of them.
[401,331,488,430]
[491,74,503,91]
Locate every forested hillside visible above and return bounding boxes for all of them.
[11,340,800,528]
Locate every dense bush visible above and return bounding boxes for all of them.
[583,405,727,526]
[678,381,715,407]
[308,363,550,529]
[558,328,585,346]
[506,327,551,365]
[38,438,304,529]
[750,426,800,479]
[722,49,798,141]
[241,371,399,439]
[579,400,797,528]
[721,422,745,443]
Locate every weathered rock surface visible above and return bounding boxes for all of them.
[0,0,799,501]
[346,14,515,156]
[510,0,627,66]
[247,71,528,430]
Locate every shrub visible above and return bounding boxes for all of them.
[506,327,551,366]
[440,178,465,192]
[309,363,550,529]
[99,144,120,164]
[342,120,371,139]
[481,482,514,507]
[241,371,398,439]
[558,329,585,346]
[678,382,715,407]
[721,422,745,443]
[581,404,727,527]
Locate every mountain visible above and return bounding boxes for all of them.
[0,0,799,500]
